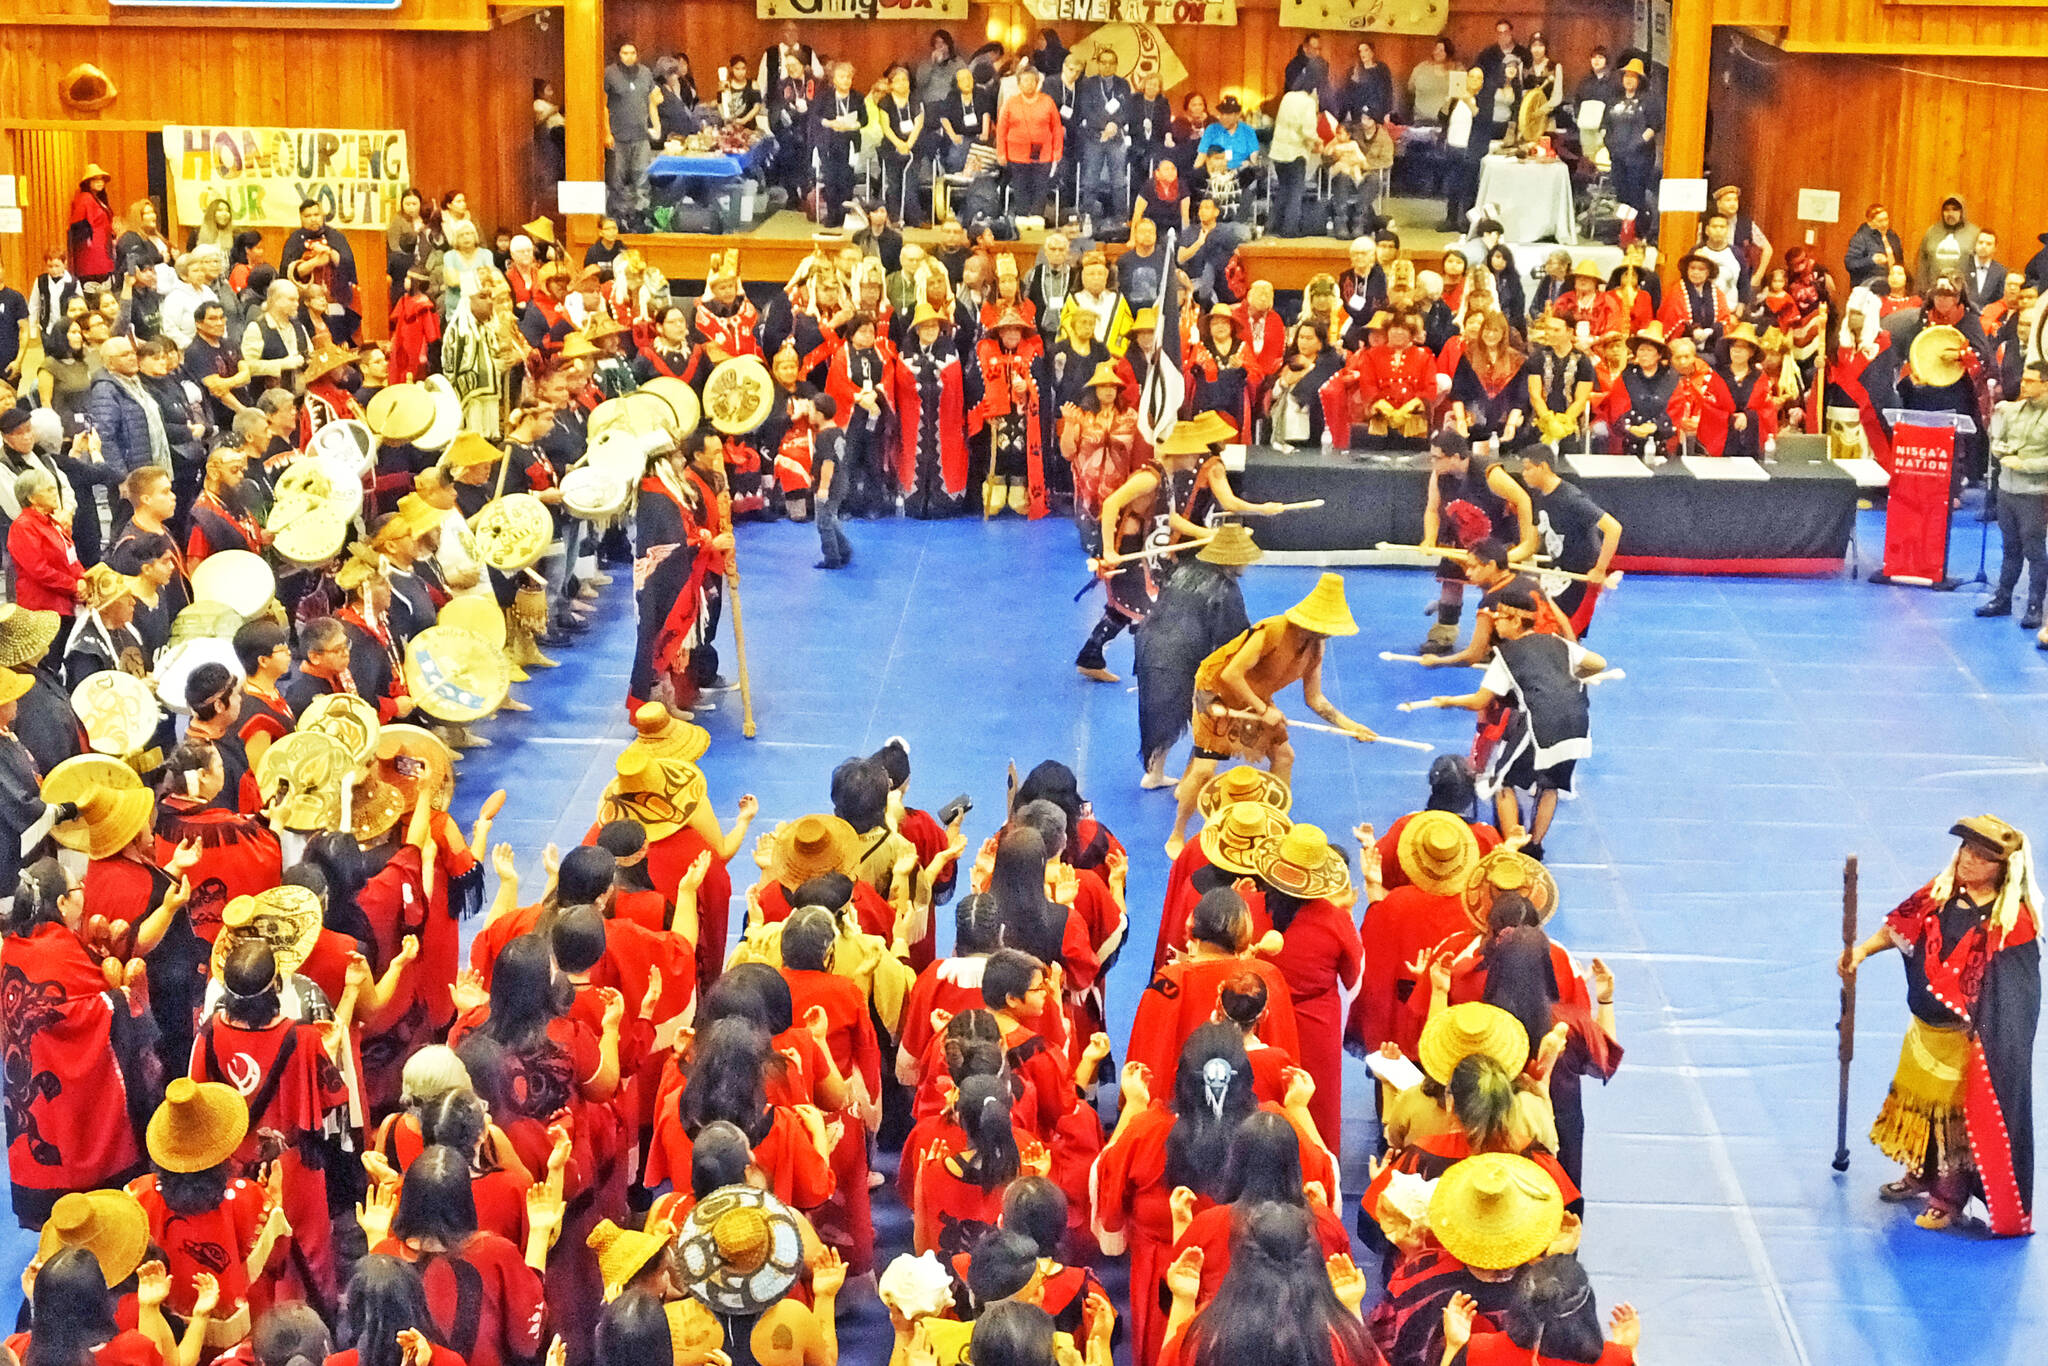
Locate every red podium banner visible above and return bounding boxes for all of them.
[1881,423,1955,584]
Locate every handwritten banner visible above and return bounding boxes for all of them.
[165,125,409,231]
[1070,23,1188,90]
[1277,0,1445,35]
[756,0,966,16]
[1025,0,1238,26]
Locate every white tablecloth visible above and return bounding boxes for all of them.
[1475,154,1577,245]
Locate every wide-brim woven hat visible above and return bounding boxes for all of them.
[1249,821,1351,900]
[1463,848,1560,930]
[1197,524,1263,567]
[627,700,711,764]
[0,669,33,706]
[73,782,156,861]
[0,604,62,668]
[1284,573,1359,637]
[770,813,859,887]
[1199,801,1293,877]
[1427,1152,1564,1271]
[1197,766,1291,821]
[38,1190,150,1287]
[1419,1000,1532,1086]
[1396,811,1482,897]
[676,1184,806,1317]
[146,1077,249,1173]
[597,751,708,841]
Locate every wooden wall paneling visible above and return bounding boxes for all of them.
[1706,36,2048,287]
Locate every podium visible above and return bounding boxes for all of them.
[1870,409,1975,587]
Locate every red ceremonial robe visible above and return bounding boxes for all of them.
[1126,954,1300,1094]
[0,923,152,1223]
[968,342,1049,518]
[1884,882,2039,1237]
[891,342,970,509]
[191,1016,352,1311]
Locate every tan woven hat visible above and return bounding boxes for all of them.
[146,1078,249,1173]
[1463,849,1559,930]
[588,1217,670,1301]
[0,604,62,668]
[1249,822,1351,900]
[1196,765,1291,818]
[627,700,711,764]
[72,783,156,861]
[1427,1152,1564,1271]
[1197,524,1262,567]
[1395,811,1482,896]
[1418,1000,1531,1085]
[770,814,859,887]
[1199,801,1292,877]
[37,1191,150,1287]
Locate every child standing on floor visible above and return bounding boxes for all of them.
[811,394,853,569]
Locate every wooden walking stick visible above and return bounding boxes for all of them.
[710,461,759,739]
[1833,853,1859,1172]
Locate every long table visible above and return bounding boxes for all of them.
[1231,447,1869,574]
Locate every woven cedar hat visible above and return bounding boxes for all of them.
[1419,1000,1531,1085]
[1197,765,1291,818]
[1199,801,1292,877]
[1249,821,1351,900]
[41,754,141,853]
[72,782,156,861]
[1462,848,1559,930]
[588,1217,670,1301]
[1085,360,1123,390]
[559,332,602,361]
[37,1191,150,1287]
[770,814,859,887]
[443,430,503,470]
[1627,321,1672,360]
[627,701,711,764]
[597,750,708,841]
[301,343,360,387]
[1427,1152,1565,1271]
[1395,811,1482,896]
[0,604,62,668]
[146,1077,249,1173]
[676,1185,806,1316]
[0,669,33,706]
[1284,573,1359,637]
[1197,524,1262,566]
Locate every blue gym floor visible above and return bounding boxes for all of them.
[18,508,2048,1365]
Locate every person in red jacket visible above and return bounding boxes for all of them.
[1324,312,1436,449]
[68,166,117,282]
[8,468,84,620]
[1666,335,1736,455]
[997,66,1064,218]
[1350,811,1484,1058]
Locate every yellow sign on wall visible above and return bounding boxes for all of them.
[165,125,408,230]
[1277,0,1446,36]
[756,0,968,17]
[1069,23,1189,91]
[1025,0,1238,27]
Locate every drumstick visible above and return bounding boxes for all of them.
[1379,651,1427,663]
[1244,499,1325,514]
[1582,667,1626,685]
[1208,704,1434,752]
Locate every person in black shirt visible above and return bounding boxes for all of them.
[1335,40,1396,123]
[182,299,246,429]
[1518,445,1621,637]
[0,263,26,380]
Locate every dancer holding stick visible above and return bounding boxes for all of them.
[1164,572,1380,856]
[708,447,759,739]
[1839,816,2040,1236]
[1400,583,1605,859]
